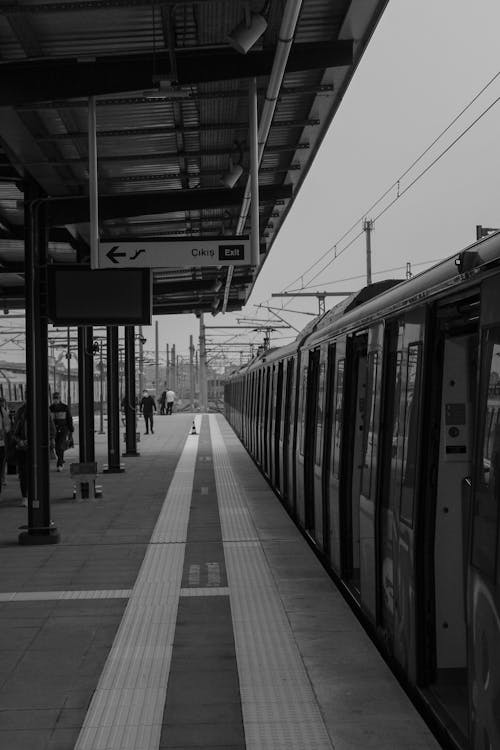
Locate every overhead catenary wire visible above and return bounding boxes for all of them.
[270,70,500,301]
[285,258,444,292]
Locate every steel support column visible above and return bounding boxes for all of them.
[19,181,59,544]
[77,326,95,463]
[104,325,123,473]
[123,325,139,456]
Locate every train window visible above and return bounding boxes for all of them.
[315,362,326,465]
[333,359,345,476]
[399,342,423,527]
[472,328,500,578]
[361,352,379,500]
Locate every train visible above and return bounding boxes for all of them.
[224,231,500,750]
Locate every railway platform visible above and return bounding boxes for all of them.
[0,413,440,750]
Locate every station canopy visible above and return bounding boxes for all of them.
[0,0,387,317]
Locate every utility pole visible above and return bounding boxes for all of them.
[166,344,169,387]
[363,218,373,285]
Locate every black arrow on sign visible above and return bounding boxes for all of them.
[106,245,126,264]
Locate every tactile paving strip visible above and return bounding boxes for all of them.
[210,415,334,750]
[0,589,132,601]
[75,421,200,750]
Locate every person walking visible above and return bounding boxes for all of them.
[140,390,156,434]
[159,390,167,415]
[12,402,28,506]
[49,392,74,471]
[166,388,175,415]
[0,397,11,490]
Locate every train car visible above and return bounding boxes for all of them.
[224,231,500,750]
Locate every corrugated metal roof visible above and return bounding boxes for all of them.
[0,0,388,314]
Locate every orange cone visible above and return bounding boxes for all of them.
[190,420,197,435]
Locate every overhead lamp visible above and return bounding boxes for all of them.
[220,139,245,189]
[220,160,243,189]
[227,11,267,54]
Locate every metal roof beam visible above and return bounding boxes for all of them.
[46,183,292,224]
[22,143,309,167]
[0,42,353,106]
[154,276,253,295]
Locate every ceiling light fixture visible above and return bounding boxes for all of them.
[221,140,245,189]
[226,9,267,55]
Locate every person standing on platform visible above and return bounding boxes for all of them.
[49,391,74,471]
[140,390,156,434]
[159,390,167,415]
[0,397,11,489]
[12,402,28,506]
[166,388,175,415]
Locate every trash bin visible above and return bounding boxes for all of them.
[70,462,102,500]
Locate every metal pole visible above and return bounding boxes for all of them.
[155,320,159,396]
[123,325,139,456]
[77,326,95,464]
[99,343,104,434]
[199,313,208,412]
[189,335,195,410]
[66,327,71,407]
[249,77,260,267]
[138,325,144,394]
[104,326,123,473]
[88,95,99,269]
[20,188,57,544]
[363,219,373,286]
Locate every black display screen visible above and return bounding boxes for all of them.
[47,266,152,325]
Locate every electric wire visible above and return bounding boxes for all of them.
[270,71,500,301]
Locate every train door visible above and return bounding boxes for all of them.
[274,362,283,491]
[358,325,384,619]
[256,370,263,467]
[282,358,295,505]
[303,348,320,536]
[468,278,500,750]
[341,334,368,596]
[421,295,479,743]
[322,343,336,561]
[313,350,327,551]
[378,313,425,678]
[326,339,345,574]
[378,321,399,644]
[262,366,271,477]
[295,356,309,526]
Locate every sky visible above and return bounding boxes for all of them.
[2,0,500,372]
[148,0,500,368]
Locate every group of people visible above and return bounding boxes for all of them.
[1,386,178,505]
[139,388,175,434]
[0,391,74,507]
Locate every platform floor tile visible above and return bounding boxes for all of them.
[210,415,334,750]
[74,428,199,750]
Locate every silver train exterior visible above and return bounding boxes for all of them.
[224,231,500,750]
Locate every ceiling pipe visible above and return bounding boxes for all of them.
[222,0,303,312]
